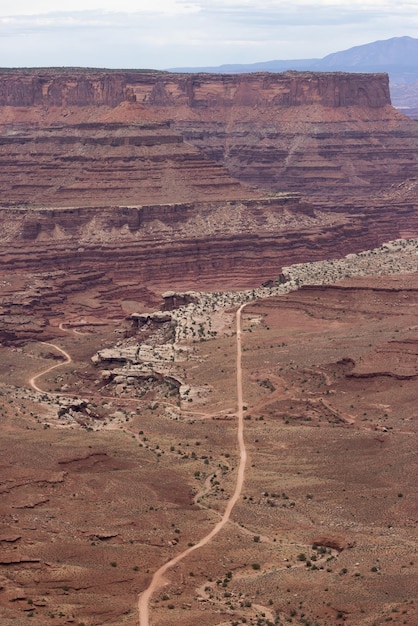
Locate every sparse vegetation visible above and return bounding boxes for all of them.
[1,238,417,625]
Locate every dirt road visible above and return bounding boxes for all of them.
[29,341,72,393]
[137,303,248,625]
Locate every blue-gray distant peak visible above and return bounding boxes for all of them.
[168,36,418,77]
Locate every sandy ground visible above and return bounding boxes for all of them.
[0,264,417,626]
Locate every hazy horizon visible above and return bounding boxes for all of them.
[0,1,417,70]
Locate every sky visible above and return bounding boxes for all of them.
[0,0,417,69]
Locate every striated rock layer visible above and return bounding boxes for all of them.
[0,68,418,337]
[1,196,416,284]
[1,68,418,201]
[0,121,252,207]
[0,68,391,111]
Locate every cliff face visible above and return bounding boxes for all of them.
[0,122,250,207]
[1,69,418,342]
[0,69,391,109]
[133,71,391,109]
[1,195,415,286]
[0,70,135,107]
[1,69,416,202]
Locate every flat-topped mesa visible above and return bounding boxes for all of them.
[1,68,418,311]
[0,68,391,110]
[1,68,411,204]
[141,71,392,109]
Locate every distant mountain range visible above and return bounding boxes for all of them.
[169,36,418,118]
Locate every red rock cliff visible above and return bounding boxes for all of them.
[0,68,417,328]
[0,69,391,109]
[2,68,413,202]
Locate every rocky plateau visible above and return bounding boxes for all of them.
[0,68,417,626]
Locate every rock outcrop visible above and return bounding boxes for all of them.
[0,121,251,207]
[0,68,391,110]
[0,68,418,341]
[2,68,416,202]
[3,196,409,289]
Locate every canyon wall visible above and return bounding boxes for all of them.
[0,68,391,109]
[0,68,417,339]
[1,196,415,287]
[0,122,250,207]
[0,69,417,203]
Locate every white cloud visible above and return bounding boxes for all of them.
[0,1,199,17]
[0,1,416,68]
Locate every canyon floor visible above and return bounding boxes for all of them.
[0,243,417,626]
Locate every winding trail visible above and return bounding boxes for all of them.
[137,303,248,626]
[29,341,72,393]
